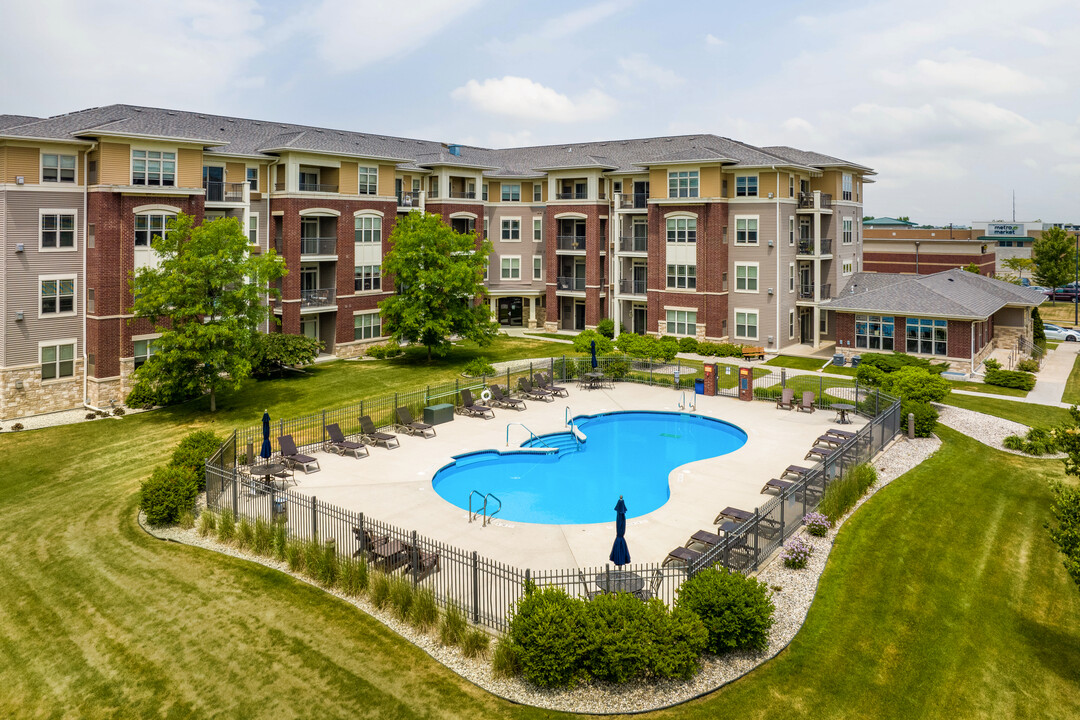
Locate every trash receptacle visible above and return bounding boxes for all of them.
[851,355,861,367]
[694,379,704,394]
[832,353,845,366]
[273,496,286,519]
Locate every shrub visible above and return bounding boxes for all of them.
[272,520,288,561]
[410,587,438,631]
[306,540,339,588]
[491,635,523,678]
[370,572,391,609]
[171,430,224,490]
[125,380,159,409]
[983,358,1002,371]
[506,587,590,687]
[1033,307,1045,344]
[1003,427,1059,455]
[583,592,654,683]
[696,341,720,356]
[366,341,403,359]
[855,363,886,387]
[85,413,98,421]
[676,568,775,654]
[647,605,709,680]
[462,358,496,377]
[883,366,951,403]
[902,400,939,438]
[753,386,783,400]
[858,352,947,375]
[139,465,199,526]
[10,423,23,431]
[388,576,415,620]
[552,358,578,380]
[985,368,1036,391]
[178,510,195,530]
[217,509,236,543]
[781,537,813,569]
[1016,358,1040,373]
[198,510,217,537]
[461,629,491,659]
[603,359,630,380]
[573,329,614,355]
[615,333,679,362]
[113,407,126,416]
[284,539,304,572]
[818,464,878,522]
[678,336,699,353]
[252,517,272,556]
[716,343,745,358]
[339,556,368,597]
[440,601,468,647]
[249,332,322,378]
[596,318,615,339]
[236,517,254,550]
[803,512,832,537]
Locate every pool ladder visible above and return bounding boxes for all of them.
[678,391,696,412]
[468,490,502,527]
[506,422,552,448]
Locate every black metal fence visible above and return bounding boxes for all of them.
[205,356,902,633]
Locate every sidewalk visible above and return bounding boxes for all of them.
[1026,341,1078,406]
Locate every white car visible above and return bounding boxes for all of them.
[1043,323,1080,342]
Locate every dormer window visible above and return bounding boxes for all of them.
[132,150,176,187]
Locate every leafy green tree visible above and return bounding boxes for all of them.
[1004,256,1035,282]
[249,332,322,378]
[129,213,286,411]
[379,212,498,361]
[1051,406,1080,590]
[1033,226,1076,304]
[962,262,981,274]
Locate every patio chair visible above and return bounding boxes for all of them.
[359,415,400,449]
[662,546,702,568]
[814,434,844,448]
[635,568,664,602]
[781,464,812,479]
[686,529,722,552]
[395,407,436,438]
[536,372,569,398]
[458,388,495,418]
[761,478,794,495]
[776,388,796,410]
[578,569,599,600]
[278,435,321,474]
[488,384,526,410]
[798,391,816,413]
[518,377,554,401]
[324,423,368,458]
[825,428,856,440]
[804,445,838,461]
[713,506,754,525]
[352,526,390,559]
[403,542,441,582]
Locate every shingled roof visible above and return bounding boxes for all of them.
[824,269,1045,319]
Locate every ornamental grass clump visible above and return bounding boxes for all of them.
[235,517,254,550]
[252,517,272,556]
[461,628,490,659]
[439,601,468,647]
[369,572,392,610]
[410,587,438,631]
[198,509,217,537]
[803,512,831,537]
[388,576,415,621]
[781,537,813,569]
[217,509,236,543]
[339,556,369,597]
[818,464,878,522]
[271,520,288,561]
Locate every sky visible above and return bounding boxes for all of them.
[1,0,1078,226]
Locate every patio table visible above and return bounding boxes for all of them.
[594,569,645,595]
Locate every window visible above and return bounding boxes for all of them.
[501,219,520,241]
[533,255,543,280]
[132,150,175,186]
[668,171,699,198]
[533,183,542,202]
[736,176,758,197]
[355,166,377,195]
[501,183,521,202]
[906,317,948,356]
[855,315,894,350]
[735,217,758,245]
[721,272,728,291]
[248,213,259,245]
[41,212,76,250]
[735,263,758,292]
[788,309,796,339]
[735,310,758,339]
[842,173,853,201]
[246,167,258,191]
[87,288,95,314]
[501,256,521,280]
[533,218,542,241]
[842,218,853,244]
[788,263,795,292]
[483,217,488,238]
[482,184,489,201]
[820,312,828,333]
[88,223,95,248]
[354,312,382,340]
[41,342,75,381]
[666,264,696,289]
[354,216,382,243]
[666,309,697,336]
[666,217,697,242]
[135,213,173,247]
[430,177,439,198]
[789,217,795,245]
[41,277,75,315]
[354,265,381,292]
[788,174,794,198]
[133,339,159,369]
[842,259,853,275]
[42,154,76,183]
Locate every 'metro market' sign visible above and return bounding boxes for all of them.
[987,223,1023,236]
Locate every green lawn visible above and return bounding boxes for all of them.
[764,355,830,371]
[1062,354,1080,406]
[940,393,1074,427]
[2,338,1079,718]
[949,380,1030,398]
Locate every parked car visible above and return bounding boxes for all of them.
[1044,287,1080,301]
[1043,323,1080,342]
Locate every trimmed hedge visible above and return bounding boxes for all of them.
[139,465,198,526]
[902,400,939,438]
[985,368,1036,391]
[171,429,223,489]
[858,352,948,375]
[676,568,775,654]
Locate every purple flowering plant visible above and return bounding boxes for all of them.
[803,512,831,537]
[781,537,813,569]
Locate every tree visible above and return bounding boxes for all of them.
[249,332,322,378]
[962,262,981,274]
[1051,406,1080,591]
[129,213,286,411]
[379,212,498,361]
[1003,256,1035,282]
[1032,226,1076,304]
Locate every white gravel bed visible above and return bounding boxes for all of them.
[140,433,939,714]
[934,403,1065,458]
[2,404,151,433]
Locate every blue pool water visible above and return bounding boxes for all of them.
[431,411,747,525]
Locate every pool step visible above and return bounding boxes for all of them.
[525,431,581,454]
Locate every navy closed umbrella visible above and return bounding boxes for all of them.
[591,340,598,370]
[609,496,631,566]
[260,410,272,461]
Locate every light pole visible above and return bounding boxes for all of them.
[914,241,921,275]
[1074,232,1078,326]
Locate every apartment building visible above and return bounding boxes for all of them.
[0,106,873,419]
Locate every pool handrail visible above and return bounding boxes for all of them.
[468,490,487,524]
[484,493,502,525]
[506,422,552,448]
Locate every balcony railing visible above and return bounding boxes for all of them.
[300,237,337,256]
[555,191,589,200]
[397,190,421,209]
[618,235,648,253]
[797,237,833,255]
[299,182,338,193]
[556,235,587,251]
[299,288,336,308]
[797,283,832,301]
[616,192,648,210]
[556,276,586,291]
[448,190,477,199]
[203,181,247,203]
[797,191,833,210]
[619,279,647,295]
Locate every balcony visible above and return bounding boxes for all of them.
[618,235,648,253]
[556,276,586,292]
[203,181,247,204]
[797,191,833,211]
[797,283,832,301]
[299,182,337,193]
[556,235,587,252]
[619,279,647,296]
[300,237,337,256]
[448,190,477,199]
[616,192,648,210]
[397,190,422,211]
[300,288,336,309]
[555,191,589,200]
[796,237,833,256]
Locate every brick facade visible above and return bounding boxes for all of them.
[544,204,607,329]
[864,251,996,276]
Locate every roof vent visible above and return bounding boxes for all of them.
[448,144,461,156]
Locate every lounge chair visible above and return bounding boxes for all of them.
[762,478,794,495]
[403,542,441,582]
[798,391,816,413]
[488,384,526,410]
[352,526,390,559]
[776,388,795,410]
[805,445,837,461]
[814,434,844,448]
[518,378,554,401]
[536,372,569,398]
[359,415,400,448]
[325,423,368,458]
[458,388,495,418]
[278,435,321,473]
[781,464,811,479]
[662,546,702,568]
[825,428,856,440]
[578,569,599,600]
[395,407,436,438]
[714,506,754,525]
[686,529,722,552]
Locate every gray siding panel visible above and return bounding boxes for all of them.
[4,189,85,366]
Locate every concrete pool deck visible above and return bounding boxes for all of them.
[284,384,866,571]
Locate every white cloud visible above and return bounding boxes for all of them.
[486,1,624,55]
[876,51,1048,95]
[782,117,815,134]
[612,54,684,89]
[705,33,724,46]
[451,76,616,122]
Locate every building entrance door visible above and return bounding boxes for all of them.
[632,304,647,334]
[574,301,586,330]
[799,310,812,343]
[498,297,523,326]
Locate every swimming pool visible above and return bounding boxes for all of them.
[431,411,747,525]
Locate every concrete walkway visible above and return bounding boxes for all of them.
[1027,340,1079,406]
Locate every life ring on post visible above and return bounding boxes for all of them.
[480,389,493,403]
